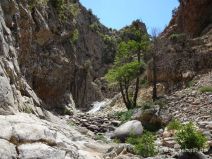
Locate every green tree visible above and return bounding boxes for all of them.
[106,21,150,109]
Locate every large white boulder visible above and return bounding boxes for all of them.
[112,120,143,140]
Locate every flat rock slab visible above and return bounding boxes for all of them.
[18,143,66,159]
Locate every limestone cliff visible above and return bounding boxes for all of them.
[0,0,118,114]
[147,0,212,91]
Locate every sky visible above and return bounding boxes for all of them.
[79,0,179,34]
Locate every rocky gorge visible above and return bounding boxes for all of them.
[0,0,212,159]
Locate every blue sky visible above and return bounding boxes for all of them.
[80,0,179,33]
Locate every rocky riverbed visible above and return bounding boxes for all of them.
[0,112,142,159]
[0,72,212,159]
[63,71,212,159]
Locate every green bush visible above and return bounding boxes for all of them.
[167,119,182,131]
[114,110,133,123]
[176,122,207,151]
[51,0,80,21]
[70,29,79,45]
[70,3,80,17]
[126,132,157,157]
[89,22,101,32]
[68,121,76,126]
[169,33,186,43]
[141,98,167,110]
[95,134,107,142]
[29,0,48,10]
[141,101,154,110]
[22,107,33,114]
[187,80,195,88]
[199,86,212,93]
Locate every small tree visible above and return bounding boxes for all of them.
[106,61,145,109]
[106,21,150,109]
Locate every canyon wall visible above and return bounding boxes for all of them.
[147,0,212,91]
[0,0,117,114]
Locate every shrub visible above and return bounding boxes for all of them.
[187,80,195,88]
[141,101,154,110]
[70,3,80,17]
[29,0,48,10]
[141,98,167,110]
[70,29,79,45]
[95,134,107,142]
[63,107,72,115]
[89,22,101,32]
[22,107,33,114]
[199,86,212,93]
[169,33,186,43]
[68,121,76,126]
[114,110,133,123]
[51,0,80,21]
[113,138,121,143]
[176,122,207,151]
[126,132,157,157]
[167,119,182,131]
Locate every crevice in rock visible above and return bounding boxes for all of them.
[15,145,20,159]
[9,136,57,147]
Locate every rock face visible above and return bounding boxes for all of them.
[147,0,212,91]
[0,113,142,159]
[0,113,109,159]
[0,0,118,114]
[164,0,212,38]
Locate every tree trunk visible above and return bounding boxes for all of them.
[124,78,132,109]
[119,82,127,106]
[152,51,157,101]
[119,82,131,109]
[133,51,141,107]
[133,77,139,107]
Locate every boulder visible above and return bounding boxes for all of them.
[177,152,207,159]
[131,108,142,120]
[18,143,66,159]
[111,120,143,140]
[140,109,163,131]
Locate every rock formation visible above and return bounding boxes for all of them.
[147,0,212,91]
[0,0,118,114]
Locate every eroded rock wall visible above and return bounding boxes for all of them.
[148,0,212,91]
[0,0,116,114]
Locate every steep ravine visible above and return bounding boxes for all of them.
[0,0,212,159]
